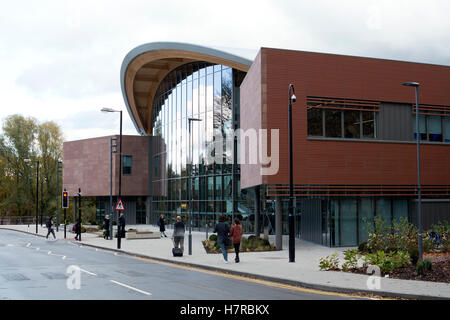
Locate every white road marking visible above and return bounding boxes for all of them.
[79,268,97,276]
[110,280,152,296]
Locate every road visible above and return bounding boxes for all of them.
[0,229,361,300]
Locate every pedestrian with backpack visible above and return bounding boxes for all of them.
[229,218,243,263]
[46,216,56,240]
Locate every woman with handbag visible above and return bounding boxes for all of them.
[214,214,231,263]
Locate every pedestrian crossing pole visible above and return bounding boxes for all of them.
[78,188,81,242]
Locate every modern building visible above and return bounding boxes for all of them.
[63,42,450,247]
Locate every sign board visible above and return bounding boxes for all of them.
[115,199,125,211]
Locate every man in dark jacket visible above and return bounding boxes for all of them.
[214,214,230,263]
[172,216,185,252]
[118,212,126,238]
[74,219,81,241]
[46,216,56,240]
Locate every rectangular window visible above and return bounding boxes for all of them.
[362,111,375,138]
[428,115,442,142]
[414,114,427,141]
[445,117,450,142]
[123,155,132,175]
[344,110,360,139]
[307,108,323,136]
[325,110,342,138]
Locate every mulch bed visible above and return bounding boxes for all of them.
[344,252,450,283]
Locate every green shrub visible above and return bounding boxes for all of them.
[319,253,340,271]
[423,258,432,271]
[416,261,425,276]
[358,242,368,253]
[342,249,360,271]
[408,247,419,265]
[209,234,218,242]
[362,250,410,273]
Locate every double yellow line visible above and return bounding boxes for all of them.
[133,256,386,300]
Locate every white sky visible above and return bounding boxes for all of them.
[1,0,449,142]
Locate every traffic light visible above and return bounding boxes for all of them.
[62,191,69,208]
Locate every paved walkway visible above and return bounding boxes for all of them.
[1,224,448,299]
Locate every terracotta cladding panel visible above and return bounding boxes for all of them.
[63,135,150,196]
[257,48,450,186]
[240,50,263,189]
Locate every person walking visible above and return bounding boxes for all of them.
[103,215,110,239]
[229,218,243,263]
[214,214,231,263]
[74,219,81,241]
[46,216,56,240]
[158,214,167,237]
[118,212,126,239]
[172,216,185,252]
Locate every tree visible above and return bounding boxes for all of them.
[0,115,38,216]
[37,121,63,218]
[0,114,64,218]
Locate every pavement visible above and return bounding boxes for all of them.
[1,224,449,300]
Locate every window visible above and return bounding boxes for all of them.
[445,117,450,142]
[362,111,376,138]
[428,115,442,142]
[307,108,323,136]
[344,110,360,139]
[325,110,342,138]
[414,114,445,142]
[123,155,132,175]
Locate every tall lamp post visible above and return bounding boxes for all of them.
[110,137,118,240]
[402,81,423,262]
[56,160,62,232]
[24,159,38,233]
[101,107,123,249]
[188,117,202,256]
[288,84,296,263]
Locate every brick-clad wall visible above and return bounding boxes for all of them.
[63,135,149,196]
[240,50,263,189]
[241,47,450,188]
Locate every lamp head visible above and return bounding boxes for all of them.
[291,94,296,103]
[101,107,120,113]
[402,82,419,87]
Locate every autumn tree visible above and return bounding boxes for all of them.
[0,114,64,218]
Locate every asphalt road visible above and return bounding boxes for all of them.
[0,229,360,300]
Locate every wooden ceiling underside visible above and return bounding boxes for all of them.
[124,49,250,135]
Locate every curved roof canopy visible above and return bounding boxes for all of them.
[120,42,253,135]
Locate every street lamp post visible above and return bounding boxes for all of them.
[288,84,296,263]
[101,107,123,249]
[188,117,202,256]
[402,81,423,262]
[24,159,37,233]
[56,160,62,232]
[110,137,118,240]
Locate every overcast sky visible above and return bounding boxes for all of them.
[1,0,449,142]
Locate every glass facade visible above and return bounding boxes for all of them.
[150,62,251,228]
[328,198,408,247]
